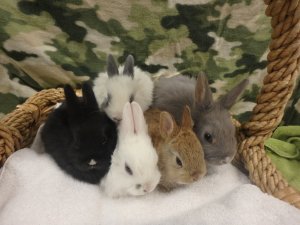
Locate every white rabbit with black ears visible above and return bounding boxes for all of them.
[93,55,153,123]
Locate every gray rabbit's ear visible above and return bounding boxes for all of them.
[195,73,213,109]
[123,55,134,78]
[218,79,249,109]
[107,54,119,77]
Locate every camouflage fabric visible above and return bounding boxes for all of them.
[0,0,299,124]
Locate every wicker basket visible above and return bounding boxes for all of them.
[0,0,300,208]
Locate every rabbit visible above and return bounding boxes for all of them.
[152,73,249,165]
[93,54,154,123]
[100,101,161,198]
[41,82,118,184]
[144,106,206,192]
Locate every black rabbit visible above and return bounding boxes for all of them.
[41,83,118,184]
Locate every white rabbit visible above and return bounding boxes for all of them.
[93,55,154,123]
[100,101,161,198]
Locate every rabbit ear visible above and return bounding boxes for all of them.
[131,101,147,134]
[218,79,249,109]
[160,111,175,138]
[123,55,134,78]
[195,73,213,109]
[81,82,99,110]
[107,54,119,77]
[181,105,193,128]
[120,102,135,136]
[64,84,79,110]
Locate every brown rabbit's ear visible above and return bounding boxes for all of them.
[160,111,175,138]
[195,73,213,109]
[181,105,193,128]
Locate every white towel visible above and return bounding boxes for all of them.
[0,148,299,225]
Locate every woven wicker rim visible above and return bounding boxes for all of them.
[0,0,299,208]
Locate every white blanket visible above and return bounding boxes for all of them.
[0,148,299,225]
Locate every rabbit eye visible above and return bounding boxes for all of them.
[204,132,213,143]
[136,184,141,189]
[102,94,111,108]
[129,94,134,103]
[176,157,183,167]
[125,163,133,175]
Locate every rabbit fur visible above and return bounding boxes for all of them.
[100,102,161,198]
[41,83,118,184]
[93,55,153,123]
[153,74,249,165]
[145,106,206,191]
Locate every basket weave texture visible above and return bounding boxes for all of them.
[0,0,300,208]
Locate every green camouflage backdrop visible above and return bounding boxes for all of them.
[0,0,299,124]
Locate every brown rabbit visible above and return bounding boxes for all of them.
[144,106,206,192]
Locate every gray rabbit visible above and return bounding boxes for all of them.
[152,74,249,165]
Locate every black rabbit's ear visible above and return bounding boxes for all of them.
[64,84,79,110]
[81,82,99,110]
[107,54,119,77]
[123,55,134,78]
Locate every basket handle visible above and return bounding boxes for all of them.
[237,0,300,209]
[242,0,300,138]
[0,88,65,166]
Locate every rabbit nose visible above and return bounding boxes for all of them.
[113,117,121,123]
[88,159,97,166]
[220,156,232,164]
[191,171,200,181]
[143,183,154,193]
